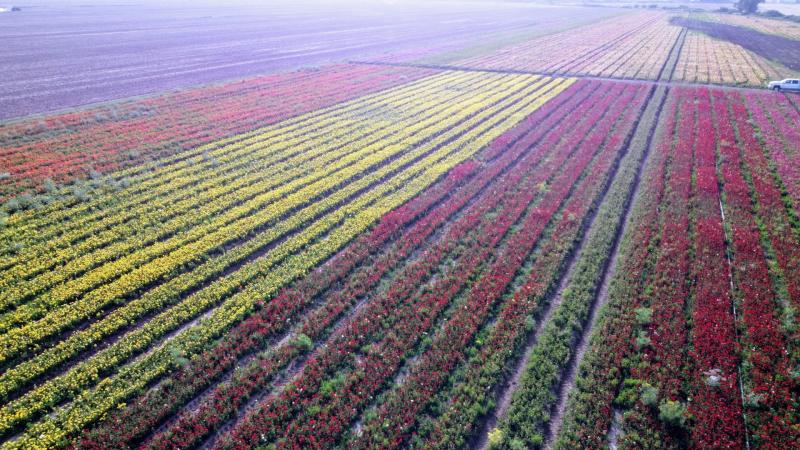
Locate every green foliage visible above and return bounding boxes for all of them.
[634,307,652,326]
[658,400,688,428]
[291,333,313,351]
[634,330,651,349]
[640,382,658,407]
[736,0,763,14]
[42,178,57,193]
[509,437,529,450]
[615,378,642,408]
[487,427,504,448]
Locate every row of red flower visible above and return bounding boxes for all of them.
[72,144,479,450]
[74,80,588,450]
[715,90,799,448]
[0,64,432,200]
[346,82,643,450]
[688,87,745,448]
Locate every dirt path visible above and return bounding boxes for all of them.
[351,60,780,94]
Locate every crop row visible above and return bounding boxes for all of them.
[0,71,530,368]
[703,12,800,40]
[0,70,542,405]
[0,64,432,200]
[0,74,573,449]
[468,83,648,450]
[689,87,744,448]
[355,81,649,450]
[0,69,462,276]
[458,12,680,80]
[138,80,593,450]
[336,81,638,449]
[554,89,680,450]
[73,78,590,450]
[0,71,491,330]
[713,89,799,448]
[672,30,788,87]
[207,78,621,450]
[554,86,800,448]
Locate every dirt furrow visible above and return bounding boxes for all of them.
[542,86,669,449]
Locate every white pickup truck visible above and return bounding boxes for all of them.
[768,79,800,91]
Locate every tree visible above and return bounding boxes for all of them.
[736,0,763,15]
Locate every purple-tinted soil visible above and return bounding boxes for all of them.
[0,1,612,120]
[671,16,800,71]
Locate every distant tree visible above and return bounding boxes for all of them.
[736,0,763,14]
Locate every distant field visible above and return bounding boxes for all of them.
[2,3,800,450]
[0,1,614,119]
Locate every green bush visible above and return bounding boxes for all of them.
[658,400,687,428]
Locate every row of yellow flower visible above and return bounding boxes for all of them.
[0,71,529,394]
[3,74,564,436]
[0,72,525,363]
[2,75,574,449]
[0,71,468,279]
[0,71,485,316]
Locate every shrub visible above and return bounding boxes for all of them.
[658,400,687,428]
[634,307,652,326]
[640,382,658,407]
[487,427,504,447]
[291,333,313,351]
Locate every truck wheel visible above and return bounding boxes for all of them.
[774,86,781,91]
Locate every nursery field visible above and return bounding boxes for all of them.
[1,3,800,450]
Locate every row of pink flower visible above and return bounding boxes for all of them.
[212,84,601,450]
[745,92,800,319]
[0,64,433,200]
[357,82,648,450]
[756,94,800,218]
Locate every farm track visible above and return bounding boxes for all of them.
[658,27,687,82]
[350,60,787,93]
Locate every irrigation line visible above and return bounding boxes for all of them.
[716,198,752,450]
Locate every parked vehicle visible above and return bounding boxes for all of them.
[768,79,800,91]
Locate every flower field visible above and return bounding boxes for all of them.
[3,5,800,450]
[554,87,800,449]
[0,64,434,201]
[672,31,788,86]
[703,13,800,40]
[458,12,682,80]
